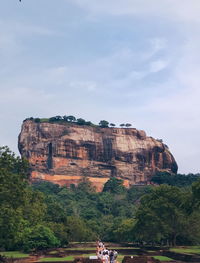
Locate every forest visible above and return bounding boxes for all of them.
[0,146,200,252]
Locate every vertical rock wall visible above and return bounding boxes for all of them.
[18,120,178,191]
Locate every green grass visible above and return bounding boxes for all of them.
[0,251,29,258]
[39,254,96,262]
[39,256,74,262]
[117,255,124,263]
[40,118,50,122]
[110,247,140,250]
[79,254,96,257]
[153,256,173,261]
[64,248,95,250]
[170,246,200,255]
[64,247,139,251]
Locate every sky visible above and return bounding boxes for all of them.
[0,0,200,174]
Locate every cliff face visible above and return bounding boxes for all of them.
[18,120,178,191]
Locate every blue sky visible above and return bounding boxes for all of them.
[0,0,200,173]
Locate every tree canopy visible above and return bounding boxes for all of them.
[1,146,200,250]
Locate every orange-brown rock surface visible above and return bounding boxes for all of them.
[18,120,178,191]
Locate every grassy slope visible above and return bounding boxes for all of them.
[0,251,29,258]
[39,256,74,262]
[153,256,173,261]
[170,246,200,255]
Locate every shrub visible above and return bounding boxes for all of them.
[21,225,60,252]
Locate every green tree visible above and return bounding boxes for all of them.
[44,195,67,223]
[113,219,135,242]
[0,206,26,250]
[0,147,49,251]
[103,177,126,194]
[0,147,29,209]
[151,172,200,187]
[99,120,109,128]
[127,185,152,202]
[0,146,30,250]
[34,118,41,123]
[32,181,61,195]
[76,177,96,193]
[48,222,69,247]
[66,216,96,242]
[21,225,60,252]
[77,118,86,125]
[23,188,46,225]
[133,185,188,246]
[0,146,29,179]
[49,116,62,122]
[97,192,114,215]
[85,121,92,126]
[192,179,200,206]
[64,115,76,122]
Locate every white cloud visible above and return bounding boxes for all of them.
[0,20,55,37]
[150,38,167,52]
[132,36,200,173]
[70,0,200,23]
[1,0,200,174]
[69,81,97,91]
[149,59,169,73]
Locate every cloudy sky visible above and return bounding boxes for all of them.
[0,0,200,173]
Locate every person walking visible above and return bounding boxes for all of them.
[113,250,118,263]
[109,250,114,263]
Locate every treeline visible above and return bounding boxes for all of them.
[24,116,132,128]
[151,172,200,187]
[1,146,200,252]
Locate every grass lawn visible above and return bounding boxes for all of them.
[39,256,74,262]
[64,248,95,251]
[39,254,96,262]
[79,254,96,257]
[153,256,173,261]
[64,247,139,251]
[0,251,29,258]
[170,246,200,255]
[110,247,140,250]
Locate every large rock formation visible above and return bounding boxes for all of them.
[18,120,178,191]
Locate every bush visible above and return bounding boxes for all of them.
[21,225,60,252]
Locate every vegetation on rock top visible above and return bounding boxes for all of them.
[24,116,132,128]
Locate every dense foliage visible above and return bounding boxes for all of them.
[1,146,200,251]
[151,172,200,187]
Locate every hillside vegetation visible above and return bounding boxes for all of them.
[0,146,200,252]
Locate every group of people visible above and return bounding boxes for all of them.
[96,241,118,263]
